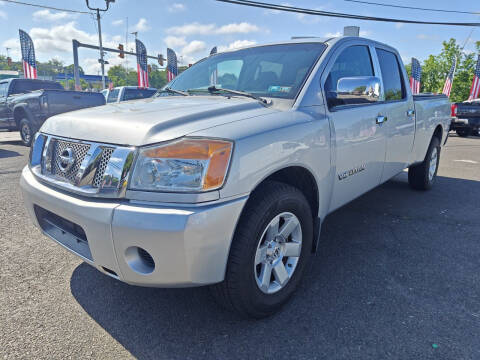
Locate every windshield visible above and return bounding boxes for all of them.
[169,43,326,100]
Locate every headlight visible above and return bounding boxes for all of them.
[130,138,233,192]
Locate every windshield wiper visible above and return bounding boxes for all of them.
[206,86,270,104]
[157,87,189,96]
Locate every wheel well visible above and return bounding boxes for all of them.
[254,166,319,222]
[433,125,443,143]
[13,107,27,127]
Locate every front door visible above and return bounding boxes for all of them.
[322,43,387,211]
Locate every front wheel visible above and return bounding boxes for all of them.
[408,136,440,190]
[210,181,313,318]
[19,118,34,146]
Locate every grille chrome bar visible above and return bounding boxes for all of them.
[30,133,136,199]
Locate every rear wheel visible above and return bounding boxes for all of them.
[19,118,34,146]
[210,181,313,318]
[408,136,440,190]
[456,129,470,137]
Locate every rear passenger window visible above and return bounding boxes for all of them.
[325,45,374,108]
[376,48,405,101]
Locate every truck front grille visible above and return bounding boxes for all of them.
[52,139,91,184]
[29,134,135,198]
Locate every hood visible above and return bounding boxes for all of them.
[41,96,277,146]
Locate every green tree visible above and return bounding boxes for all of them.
[407,39,480,102]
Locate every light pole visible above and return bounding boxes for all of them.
[86,0,115,89]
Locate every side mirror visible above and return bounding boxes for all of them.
[330,76,382,107]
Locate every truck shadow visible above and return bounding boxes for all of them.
[0,148,22,159]
[70,173,480,359]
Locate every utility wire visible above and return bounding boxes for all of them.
[216,0,480,27]
[344,0,480,15]
[0,0,91,14]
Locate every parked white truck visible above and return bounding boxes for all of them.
[21,37,450,318]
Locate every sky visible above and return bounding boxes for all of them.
[0,0,478,75]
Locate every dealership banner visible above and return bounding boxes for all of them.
[136,39,149,88]
[19,29,37,79]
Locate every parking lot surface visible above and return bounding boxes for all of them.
[1,132,479,359]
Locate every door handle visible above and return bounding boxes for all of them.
[376,115,387,124]
[407,109,415,116]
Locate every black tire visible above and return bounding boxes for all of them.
[210,181,313,319]
[408,136,440,191]
[456,129,470,137]
[19,118,34,146]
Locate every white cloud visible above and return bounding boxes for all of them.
[417,34,438,40]
[132,18,150,32]
[218,40,257,52]
[33,10,74,22]
[112,19,124,26]
[181,40,206,55]
[216,22,260,34]
[167,22,260,36]
[164,36,187,48]
[395,23,404,29]
[29,22,98,53]
[0,10,7,19]
[168,3,186,13]
[167,23,215,36]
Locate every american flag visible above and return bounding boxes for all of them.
[167,48,178,82]
[135,39,149,88]
[210,46,217,56]
[410,58,421,95]
[442,57,457,98]
[19,29,37,79]
[468,55,480,100]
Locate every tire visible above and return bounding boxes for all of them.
[210,181,313,318]
[456,129,470,137]
[19,118,34,147]
[408,136,440,191]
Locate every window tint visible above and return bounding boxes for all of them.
[10,80,63,95]
[123,88,156,101]
[107,88,120,103]
[376,48,405,101]
[325,45,374,108]
[0,83,7,97]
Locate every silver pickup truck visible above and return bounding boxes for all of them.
[21,37,450,318]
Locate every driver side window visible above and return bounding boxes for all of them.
[325,45,374,109]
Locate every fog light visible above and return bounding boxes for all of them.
[125,246,155,274]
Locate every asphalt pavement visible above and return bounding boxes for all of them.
[1,132,479,359]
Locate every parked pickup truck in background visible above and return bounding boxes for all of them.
[102,86,157,104]
[21,37,450,318]
[0,78,106,146]
[450,99,480,137]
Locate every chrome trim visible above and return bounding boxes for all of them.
[30,134,136,199]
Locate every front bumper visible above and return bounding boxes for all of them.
[20,167,247,287]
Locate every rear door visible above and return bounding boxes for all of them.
[375,47,415,181]
[322,42,388,211]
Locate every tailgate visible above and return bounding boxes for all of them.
[45,90,106,116]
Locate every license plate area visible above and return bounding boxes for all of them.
[34,205,92,261]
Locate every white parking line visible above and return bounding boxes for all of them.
[453,159,478,164]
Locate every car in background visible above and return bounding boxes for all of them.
[105,86,157,103]
[0,78,106,146]
[450,99,480,137]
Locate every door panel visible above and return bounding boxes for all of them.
[322,43,388,211]
[330,104,387,210]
